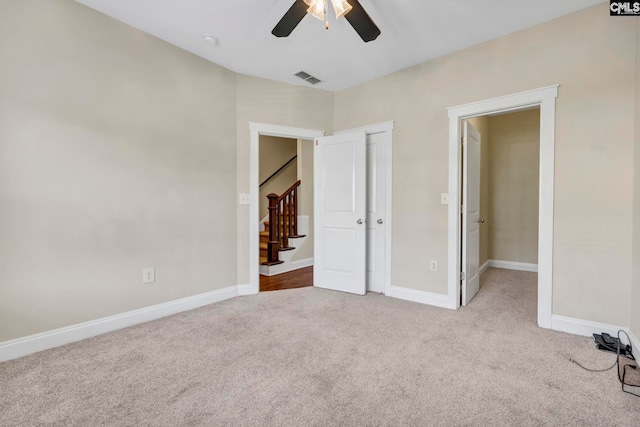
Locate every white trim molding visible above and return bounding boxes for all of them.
[260,257,314,277]
[332,120,395,136]
[447,85,558,329]
[248,123,326,295]
[479,260,490,275]
[551,315,628,339]
[486,260,538,273]
[629,330,640,356]
[0,286,239,362]
[385,285,454,309]
[237,284,254,296]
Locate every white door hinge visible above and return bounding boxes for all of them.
[461,204,465,214]
[460,271,466,281]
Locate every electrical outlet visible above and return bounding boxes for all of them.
[143,267,155,284]
[430,260,438,272]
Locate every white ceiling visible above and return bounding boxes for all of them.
[75,0,604,91]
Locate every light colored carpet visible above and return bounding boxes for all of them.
[1,268,638,426]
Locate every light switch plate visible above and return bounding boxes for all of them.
[239,193,251,205]
[441,193,449,205]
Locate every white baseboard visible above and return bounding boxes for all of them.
[627,329,640,356]
[487,259,538,273]
[547,316,640,359]
[260,257,314,277]
[385,285,455,309]
[0,285,239,362]
[551,315,628,339]
[237,283,256,296]
[480,260,490,275]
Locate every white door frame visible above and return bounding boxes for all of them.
[447,85,558,329]
[333,121,394,296]
[246,123,326,295]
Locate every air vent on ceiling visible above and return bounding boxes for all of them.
[295,71,322,85]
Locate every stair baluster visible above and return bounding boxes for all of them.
[265,193,281,265]
[264,180,303,265]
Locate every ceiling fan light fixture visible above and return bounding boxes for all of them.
[332,0,352,19]
[306,0,326,21]
[271,0,379,42]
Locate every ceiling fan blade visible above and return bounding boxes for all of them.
[272,0,309,37]
[344,0,381,42]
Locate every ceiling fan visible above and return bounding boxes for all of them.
[272,0,381,42]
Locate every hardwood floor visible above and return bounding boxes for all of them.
[260,266,313,292]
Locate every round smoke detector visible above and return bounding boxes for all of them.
[201,33,218,45]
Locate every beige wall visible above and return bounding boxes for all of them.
[334,4,635,326]
[632,20,640,339]
[0,0,237,341]
[467,116,491,267]
[235,75,333,285]
[468,110,539,268]
[2,1,638,345]
[259,136,297,219]
[488,110,540,264]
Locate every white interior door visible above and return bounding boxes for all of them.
[313,132,367,295]
[366,132,386,293]
[462,121,481,305]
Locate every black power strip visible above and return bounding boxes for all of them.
[593,333,633,357]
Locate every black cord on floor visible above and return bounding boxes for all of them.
[569,329,635,373]
[569,357,617,372]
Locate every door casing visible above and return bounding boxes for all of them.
[246,121,393,296]
[447,85,558,329]
[246,123,325,295]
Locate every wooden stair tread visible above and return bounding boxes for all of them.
[260,242,296,251]
[260,184,301,265]
[260,232,304,239]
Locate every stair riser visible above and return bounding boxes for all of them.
[260,213,308,267]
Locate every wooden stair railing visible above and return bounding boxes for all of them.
[264,180,305,265]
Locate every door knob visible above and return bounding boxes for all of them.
[476,218,485,224]
[357,219,364,224]
[377,219,383,224]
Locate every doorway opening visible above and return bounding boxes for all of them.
[447,85,558,329]
[246,123,325,295]
[247,121,394,297]
[258,135,315,291]
[461,107,541,320]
